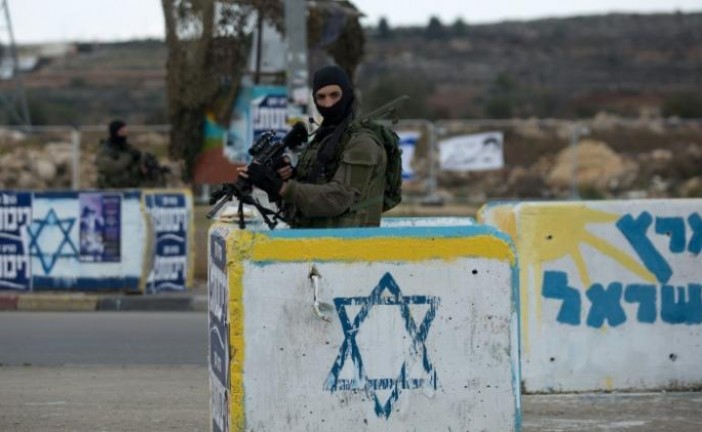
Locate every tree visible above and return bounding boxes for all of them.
[307,1,366,80]
[452,18,468,36]
[425,16,446,40]
[162,0,366,181]
[362,73,434,119]
[378,17,392,39]
[484,72,518,119]
[162,0,270,180]
[662,92,702,118]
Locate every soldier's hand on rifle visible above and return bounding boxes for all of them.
[247,163,284,201]
[274,156,295,181]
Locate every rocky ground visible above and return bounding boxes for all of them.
[1,114,700,200]
[0,129,184,189]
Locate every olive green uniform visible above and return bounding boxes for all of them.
[95,140,144,189]
[282,128,387,228]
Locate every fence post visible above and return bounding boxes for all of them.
[569,123,589,200]
[71,128,80,189]
[421,120,444,206]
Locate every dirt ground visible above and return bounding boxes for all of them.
[1,366,700,432]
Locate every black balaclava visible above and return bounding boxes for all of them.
[108,120,127,146]
[307,66,356,181]
[312,65,355,126]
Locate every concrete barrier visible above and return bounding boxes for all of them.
[0,189,194,294]
[208,224,520,431]
[480,199,702,393]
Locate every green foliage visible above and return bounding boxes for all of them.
[579,184,606,200]
[451,18,468,36]
[662,93,702,118]
[378,17,392,39]
[484,72,518,118]
[485,96,513,119]
[425,16,447,40]
[361,73,434,118]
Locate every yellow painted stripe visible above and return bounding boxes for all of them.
[248,234,515,264]
[227,231,246,431]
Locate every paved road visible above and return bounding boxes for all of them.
[1,312,701,431]
[0,312,208,366]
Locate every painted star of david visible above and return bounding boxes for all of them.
[323,272,440,419]
[27,209,78,274]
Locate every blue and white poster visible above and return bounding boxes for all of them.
[208,230,229,432]
[397,131,420,180]
[79,193,121,263]
[144,192,189,293]
[0,192,32,291]
[226,85,288,162]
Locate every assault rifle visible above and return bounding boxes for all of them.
[207,122,308,229]
[354,95,409,128]
[142,152,171,185]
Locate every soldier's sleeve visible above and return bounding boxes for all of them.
[281,133,381,218]
[95,149,134,176]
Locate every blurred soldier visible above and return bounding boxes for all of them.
[96,120,169,188]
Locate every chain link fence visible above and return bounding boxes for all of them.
[1,118,701,202]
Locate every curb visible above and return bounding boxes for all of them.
[0,294,19,311]
[0,292,207,312]
[17,294,99,312]
[97,296,197,311]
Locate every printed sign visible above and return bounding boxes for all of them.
[209,231,229,432]
[226,85,288,162]
[0,192,32,291]
[397,131,419,180]
[439,132,504,172]
[79,193,121,263]
[144,192,189,293]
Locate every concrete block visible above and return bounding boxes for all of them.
[481,199,702,393]
[208,224,520,431]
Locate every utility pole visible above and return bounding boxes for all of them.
[284,0,309,121]
[0,0,30,127]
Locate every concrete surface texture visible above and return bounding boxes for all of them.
[210,225,520,431]
[1,366,701,432]
[480,199,702,393]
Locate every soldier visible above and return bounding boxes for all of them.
[96,120,168,188]
[243,65,388,228]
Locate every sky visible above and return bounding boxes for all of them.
[8,0,702,44]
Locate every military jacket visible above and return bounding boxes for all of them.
[281,127,387,228]
[95,140,143,189]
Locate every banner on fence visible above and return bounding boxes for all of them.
[397,130,419,180]
[439,132,504,172]
[0,189,193,293]
[0,192,32,291]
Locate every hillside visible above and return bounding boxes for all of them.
[4,12,702,125]
[1,13,701,200]
[358,12,702,119]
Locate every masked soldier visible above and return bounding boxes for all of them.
[245,65,388,228]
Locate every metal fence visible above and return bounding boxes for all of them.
[1,118,701,202]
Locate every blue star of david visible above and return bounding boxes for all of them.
[27,209,78,274]
[323,272,440,419]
